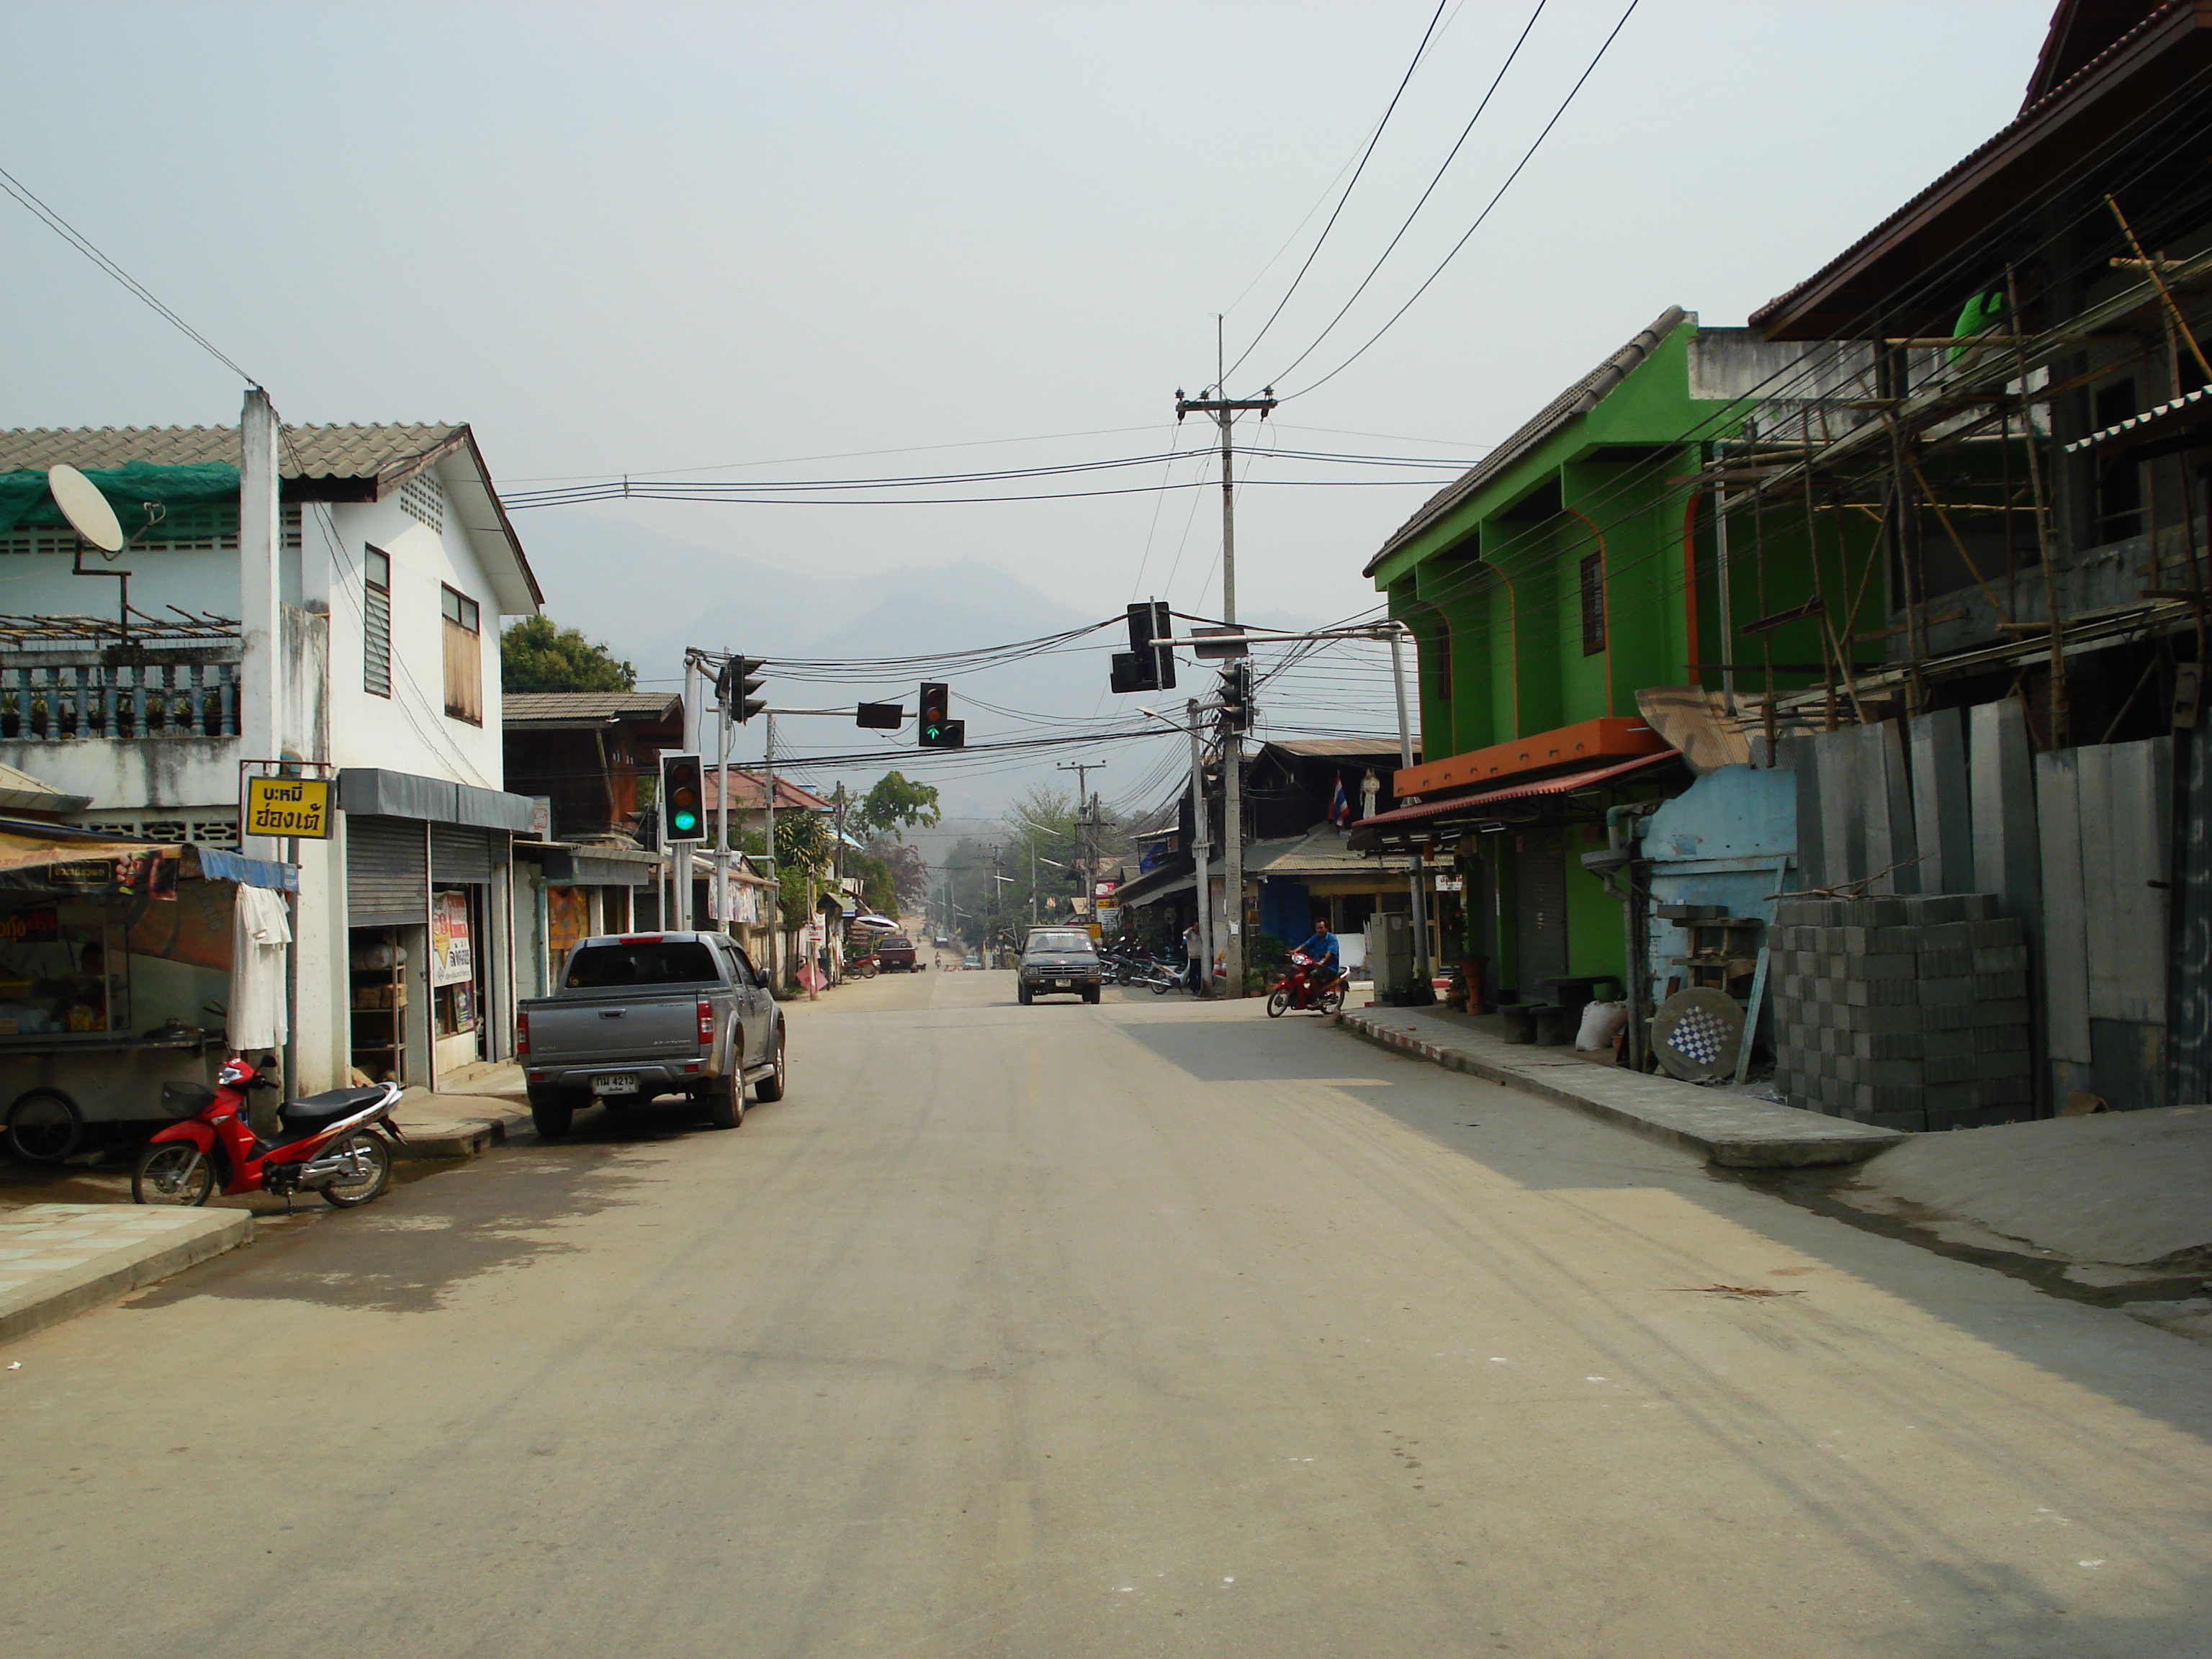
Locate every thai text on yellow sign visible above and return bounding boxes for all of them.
[243,776,333,839]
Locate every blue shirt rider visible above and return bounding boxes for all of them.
[1295,917,1341,986]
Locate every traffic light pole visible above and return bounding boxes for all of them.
[1175,353,1274,999]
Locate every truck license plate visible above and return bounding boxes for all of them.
[592,1074,639,1096]
[1053,979,1071,989]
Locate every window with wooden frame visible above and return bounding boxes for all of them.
[1578,552,1606,656]
[441,584,482,724]
[363,547,392,698]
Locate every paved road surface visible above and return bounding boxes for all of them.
[6,969,2208,1657]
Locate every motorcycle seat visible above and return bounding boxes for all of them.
[279,1086,386,1126]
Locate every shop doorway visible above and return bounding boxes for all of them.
[431,886,485,1076]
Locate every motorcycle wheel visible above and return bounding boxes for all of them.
[319,1130,392,1208]
[1318,985,1346,1015]
[1266,989,1291,1018]
[7,1091,83,1164]
[1151,976,1172,996]
[132,1141,214,1206]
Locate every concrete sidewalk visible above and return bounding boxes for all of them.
[1337,1004,1902,1168]
[1,1204,253,1348]
[390,1061,531,1158]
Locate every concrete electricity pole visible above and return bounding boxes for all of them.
[1054,760,1105,900]
[1175,327,1276,997]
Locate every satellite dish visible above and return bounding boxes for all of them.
[48,464,124,553]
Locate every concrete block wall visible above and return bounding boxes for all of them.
[1768,894,2036,1133]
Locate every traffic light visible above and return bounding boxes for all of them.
[660,752,705,841]
[1109,599,1176,693]
[1217,660,1253,733]
[855,701,903,730]
[918,681,965,749]
[716,655,767,724]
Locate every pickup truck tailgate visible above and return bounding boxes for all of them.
[525,992,700,1066]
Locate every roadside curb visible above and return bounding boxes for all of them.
[392,1099,534,1159]
[1335,1007,1904,1169]
[1,1205,253,1349]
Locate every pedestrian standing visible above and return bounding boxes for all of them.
[1183,920,1204,994]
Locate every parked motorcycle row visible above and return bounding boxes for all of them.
[1097,944,1184,994]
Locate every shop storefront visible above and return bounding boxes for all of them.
[337,768,535,1089]
[0,819,295,1162]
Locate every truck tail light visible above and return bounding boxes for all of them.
[698,999,714,1043]
[516,1009,529,1056]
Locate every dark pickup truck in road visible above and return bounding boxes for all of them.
[874,934,918,972]
[516,932,786,1136]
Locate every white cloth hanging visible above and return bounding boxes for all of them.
[228,885,292,1052]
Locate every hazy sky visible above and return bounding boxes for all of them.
[3,1,2060,812]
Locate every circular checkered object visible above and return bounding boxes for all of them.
[1650,987,1745,1082]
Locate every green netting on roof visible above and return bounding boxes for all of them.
[0,461,241,539]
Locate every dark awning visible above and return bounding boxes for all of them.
[1347,752,1683,852]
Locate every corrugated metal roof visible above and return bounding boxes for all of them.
[703,768,834,814]
[1262,737,1411,760]
[0,423,467,487]
[1750,2,2201,339]
[503,691,683,727]
[1347,751,1681,849]
[1362,308,1688,577]
[0,421,543,616]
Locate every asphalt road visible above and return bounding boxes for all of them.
[6,969,2208,1658]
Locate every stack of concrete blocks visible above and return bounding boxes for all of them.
[1768,894,2034,1133]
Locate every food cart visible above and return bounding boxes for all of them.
[0,819,297,1162]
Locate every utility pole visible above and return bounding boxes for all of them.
[1176,335,1275,998]
[762,712,778,978]
[1187,698,1213,995]
[1055,760,1105,898]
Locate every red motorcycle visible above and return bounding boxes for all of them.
[1266,950,1346,1017]
[132,1054,405,1209]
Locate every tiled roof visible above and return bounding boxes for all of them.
[503,691,683,727]
[1363,308,1688,576]
[0,423,469,489]
[703,768,834,814]
[1263,737,1412,760]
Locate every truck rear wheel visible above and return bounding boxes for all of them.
[703,1074,744,1130]
[752,1030,788,1103]
[529,1093,574,1139]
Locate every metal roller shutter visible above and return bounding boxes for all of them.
[1512,830,1569,992]
[429,823,495,884]
[347,816,428,926]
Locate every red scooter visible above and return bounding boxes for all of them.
[132,1053,405,1209]
[1266,950,1346,1017]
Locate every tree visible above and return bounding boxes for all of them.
[501,616,637,693]
[852,771,942,840]
[866,836,930,907]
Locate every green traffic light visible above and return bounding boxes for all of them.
[674,811,698,832]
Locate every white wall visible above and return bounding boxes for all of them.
[310,472,508,792]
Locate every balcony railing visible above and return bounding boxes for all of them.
[0,650,242,742]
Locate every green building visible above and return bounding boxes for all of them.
[1349,307,1883,1004]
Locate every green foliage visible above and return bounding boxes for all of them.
[500,616,636,693]
[853,772,941,840]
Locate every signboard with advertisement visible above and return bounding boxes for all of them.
[431,890,475,986]
[243,776,332,839]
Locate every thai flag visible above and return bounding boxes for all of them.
[1328,773,1352,827]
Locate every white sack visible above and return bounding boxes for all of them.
[1574,999,1629,1053]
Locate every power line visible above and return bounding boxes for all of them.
[0,162,259,387]
[1277,0,1640,399]
[1225,0,1452,379]
[1258,0,1550,390]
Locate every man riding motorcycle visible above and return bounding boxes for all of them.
[1292,914,1344,998]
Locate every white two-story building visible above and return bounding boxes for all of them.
[0,405,542,1108]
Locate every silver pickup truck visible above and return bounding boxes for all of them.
[516,932,786,1138]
